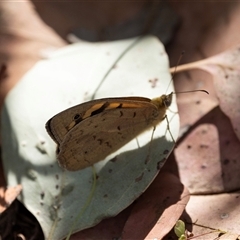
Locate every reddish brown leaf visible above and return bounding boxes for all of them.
[173,46,240,142]
[121,172,190,239]
[0,185,22,213]
[184,192,240,239]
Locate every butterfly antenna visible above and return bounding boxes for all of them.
[165,51,185,94]
[173,89,209,95]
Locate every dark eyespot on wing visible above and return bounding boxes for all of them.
[73,113,81,120]
[72,113,83,125]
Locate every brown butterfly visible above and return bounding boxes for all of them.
[46,93,173,171]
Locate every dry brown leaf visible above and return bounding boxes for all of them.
[167,45,240,239]
[184,193,240,239]
[172,45,240,142]
[122,173,190,240]
[175,106,240,194]
[0,0,66,109]
[166,2,240,239]
[0,185,22,213]
[168,45,240,196]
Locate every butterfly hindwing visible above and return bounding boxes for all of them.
[57,102,165,170]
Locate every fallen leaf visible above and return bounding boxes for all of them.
[126,173,189,240]
[0,185,22,213]
[184,192,240,239]
[172,45,240,142]
[175,106,240,194]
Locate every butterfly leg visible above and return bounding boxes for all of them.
[164,114,176,145]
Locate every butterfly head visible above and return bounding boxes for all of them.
[162,92,173,108]
[151,92,173,110]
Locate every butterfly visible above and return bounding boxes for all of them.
[45,93,173,171]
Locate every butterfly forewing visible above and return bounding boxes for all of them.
[46,97,151,145]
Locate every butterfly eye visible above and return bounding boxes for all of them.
[163,94,173,108]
